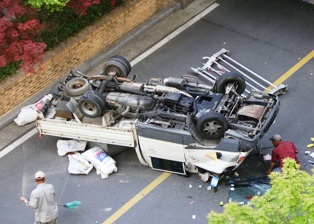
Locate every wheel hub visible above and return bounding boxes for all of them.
[203,121,222,135]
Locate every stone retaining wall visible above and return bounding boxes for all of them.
[0,0,175,117]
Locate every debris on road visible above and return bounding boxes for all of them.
[308,160,314,164]
[57,139,87,156]
[55,139,117,178]
[227,175,270,205]
[14,94,53,126]
[68,152,93,175]
[82,147,117,179]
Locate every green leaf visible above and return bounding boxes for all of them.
[208,159,314,224]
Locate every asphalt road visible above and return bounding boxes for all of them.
[1,0,313,223]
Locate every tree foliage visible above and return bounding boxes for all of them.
[0,0,26,19]
[0,0,46,74]
[208,159,314,224]
[27,0,70,11]
[27,0,103,15]
[66,0,102,15]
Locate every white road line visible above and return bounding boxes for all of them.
[0,3,219,159]
[0,128,38,159]
[130,3,220,67]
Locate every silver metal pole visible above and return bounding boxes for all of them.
[218,56,270,91]
[222,54,277,88]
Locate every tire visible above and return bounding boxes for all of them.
[78,90,106,118]
[216,72,246,95]
[103,58,128,78]
[196,111,229,140]
[109,55,131,75]
[64,77,91,97]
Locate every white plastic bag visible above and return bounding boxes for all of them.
[263,154,272,161]
[14,105,38,126]
[57,140,87,156]
[14,94,53,126]
[68,152,93,175]
[82,146,117,178]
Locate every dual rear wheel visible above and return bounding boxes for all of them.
[103,55,131,78]
[75,55,130,118]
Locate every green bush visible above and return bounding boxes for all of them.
[0,61,21,83]
[39,0,123,50]
[208,159,314,224]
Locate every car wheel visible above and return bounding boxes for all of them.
[109,55,131,76]
[216,72,246,95]
[78,90,106,118]
[103,57,129,78]
[64,77,91,97]
[196,111,228,140]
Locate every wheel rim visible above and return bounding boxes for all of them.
[106,65,122,76]
[202,120,223,136]
[71,80,85,89]
[81,101,98,116]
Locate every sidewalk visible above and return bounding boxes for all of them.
[0,0,216,149]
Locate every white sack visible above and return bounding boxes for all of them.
[81,146,116,167]
[96,164,118,179]
[57,140,87,156]
[68,152,93,175]
[82,146,117,178]
[14,105,38,126]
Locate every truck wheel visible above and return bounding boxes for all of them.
[78,91,106,118]
[109,55,131,75]
[196,112,228,140]
[103,58,128,78]
[64,77,91,97]
[216,72,246,95]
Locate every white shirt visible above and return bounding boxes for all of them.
[27,183,58,222]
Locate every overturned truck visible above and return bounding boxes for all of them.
[36,50,285,182]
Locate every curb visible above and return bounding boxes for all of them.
[0,2,181,130]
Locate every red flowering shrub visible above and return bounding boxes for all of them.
[0,0,26,19]
[0,0,125,78]
[0,0,46,73]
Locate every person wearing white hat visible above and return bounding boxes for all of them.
[267,134,300,174]
[20,171,58,224]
